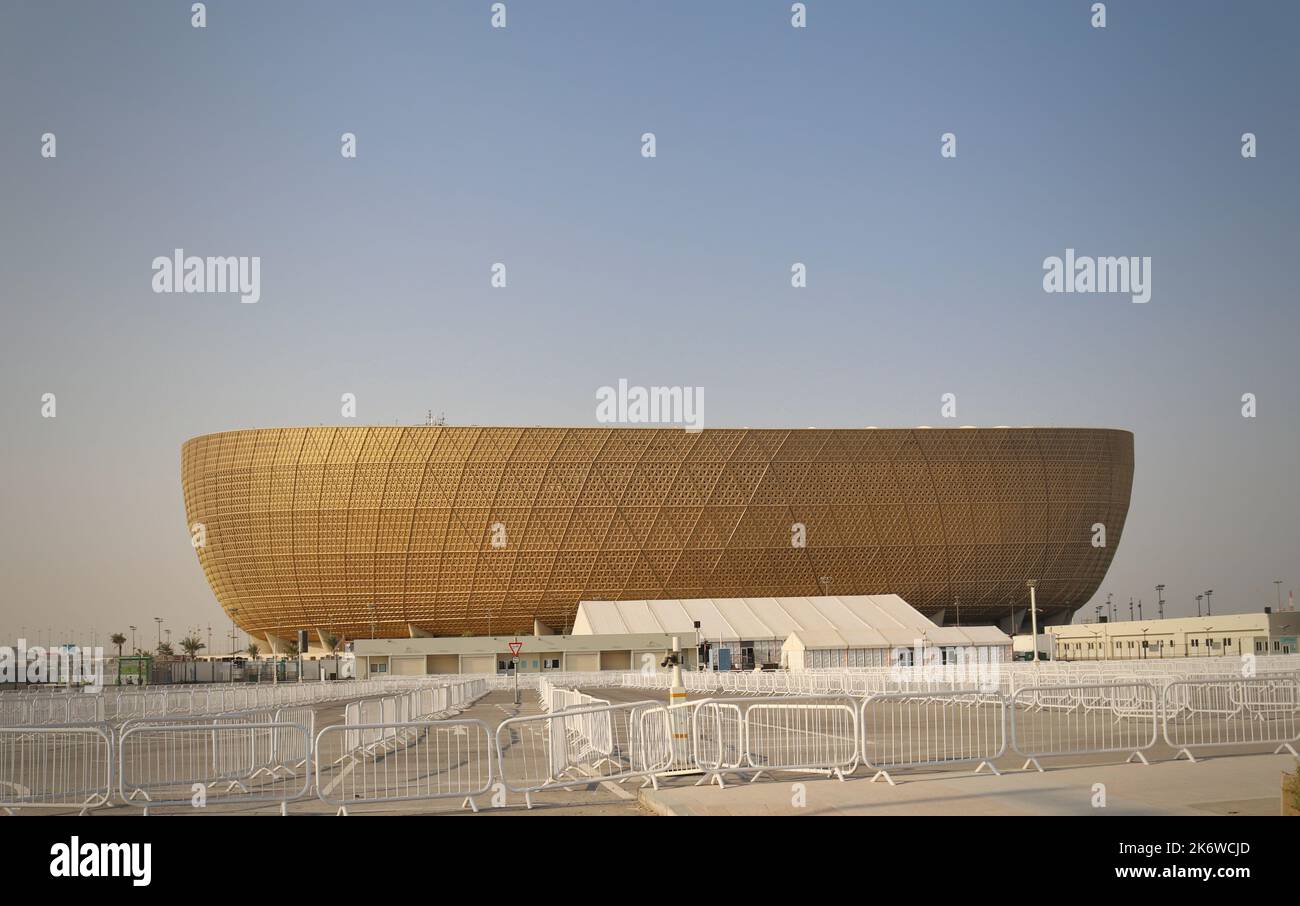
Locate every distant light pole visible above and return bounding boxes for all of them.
[1106,592,1114,621]
[154,617,163,649]
[1204,589,1213,616]
[129,625,137,655]
[1137,599,1143,620]
[1196,594,1203,617]
[1274,580,1283,611]
[1026,580,1040,663]
[1129,597,1134,620]
[1155,584,1165,620]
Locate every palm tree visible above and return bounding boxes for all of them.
[246,642,260,659]
[156,641,175,658]
[180,635,205,682]
[110,633,126,658]
[283,639,299,658]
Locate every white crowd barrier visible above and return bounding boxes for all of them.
[4,662,1298,813]
[692,696,859,785]
[538,676,609,714]
[0,676,488,728]
[607,656,1300,699]
[1009,683,1159,771]
[860,691,1006,784]
[0,725,114,815]
[117,721,312,814]
[1161,677,1300,762]
[495,700,664,808]
[332,680,488,766]
[315,719,495,814]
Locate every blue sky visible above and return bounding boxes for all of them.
[1,1,1297,645]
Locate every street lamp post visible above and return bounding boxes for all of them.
[1155,584,1165,620]
[1196,594,1202,617]
[129,625,136,655]
[1275,580,1284,612]
[1204,589,1213,616]
[154,617,163,650]
[1027,580,1040,664]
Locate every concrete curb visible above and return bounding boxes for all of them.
[638,788,691,816]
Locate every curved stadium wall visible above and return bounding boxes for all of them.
[181,426,1134,642]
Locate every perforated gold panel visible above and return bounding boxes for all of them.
[181,427,1133,640]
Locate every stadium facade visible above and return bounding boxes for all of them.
[181,426,1133,647]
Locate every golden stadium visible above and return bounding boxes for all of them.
[181,426,1134,644]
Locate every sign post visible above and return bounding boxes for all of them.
[508,640,523,705]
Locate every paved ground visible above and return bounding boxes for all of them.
[637,751,1293,816]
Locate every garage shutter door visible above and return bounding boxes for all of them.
[391,656,426,676]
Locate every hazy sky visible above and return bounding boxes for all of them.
[2,1,1297,648]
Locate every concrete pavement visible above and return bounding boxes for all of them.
[637,751,1293,816]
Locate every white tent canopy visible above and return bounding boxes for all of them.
[573,595,1010,649]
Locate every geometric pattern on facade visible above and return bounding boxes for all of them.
[181,426,1134,641]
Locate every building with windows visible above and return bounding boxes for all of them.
[351,631,697,679]
[1046,611,1298,661]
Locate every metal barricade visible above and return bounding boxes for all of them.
[315,719,495,814]
[689,700,744,782]
[1010,682,1158,771]
[737,696,859,783]
[495,700,663,808]
[0,725,114,814]
[269,707,315,776]
[117,721,311,814]
[1161,677,1300,762]
[861,691,1006,784]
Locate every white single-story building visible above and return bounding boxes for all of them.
[351,632,696,678]
[1047,610,1299,661]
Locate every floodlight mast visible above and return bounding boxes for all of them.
[1027,580,1039,664]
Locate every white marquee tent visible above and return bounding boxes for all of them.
[573,595,1011,670]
